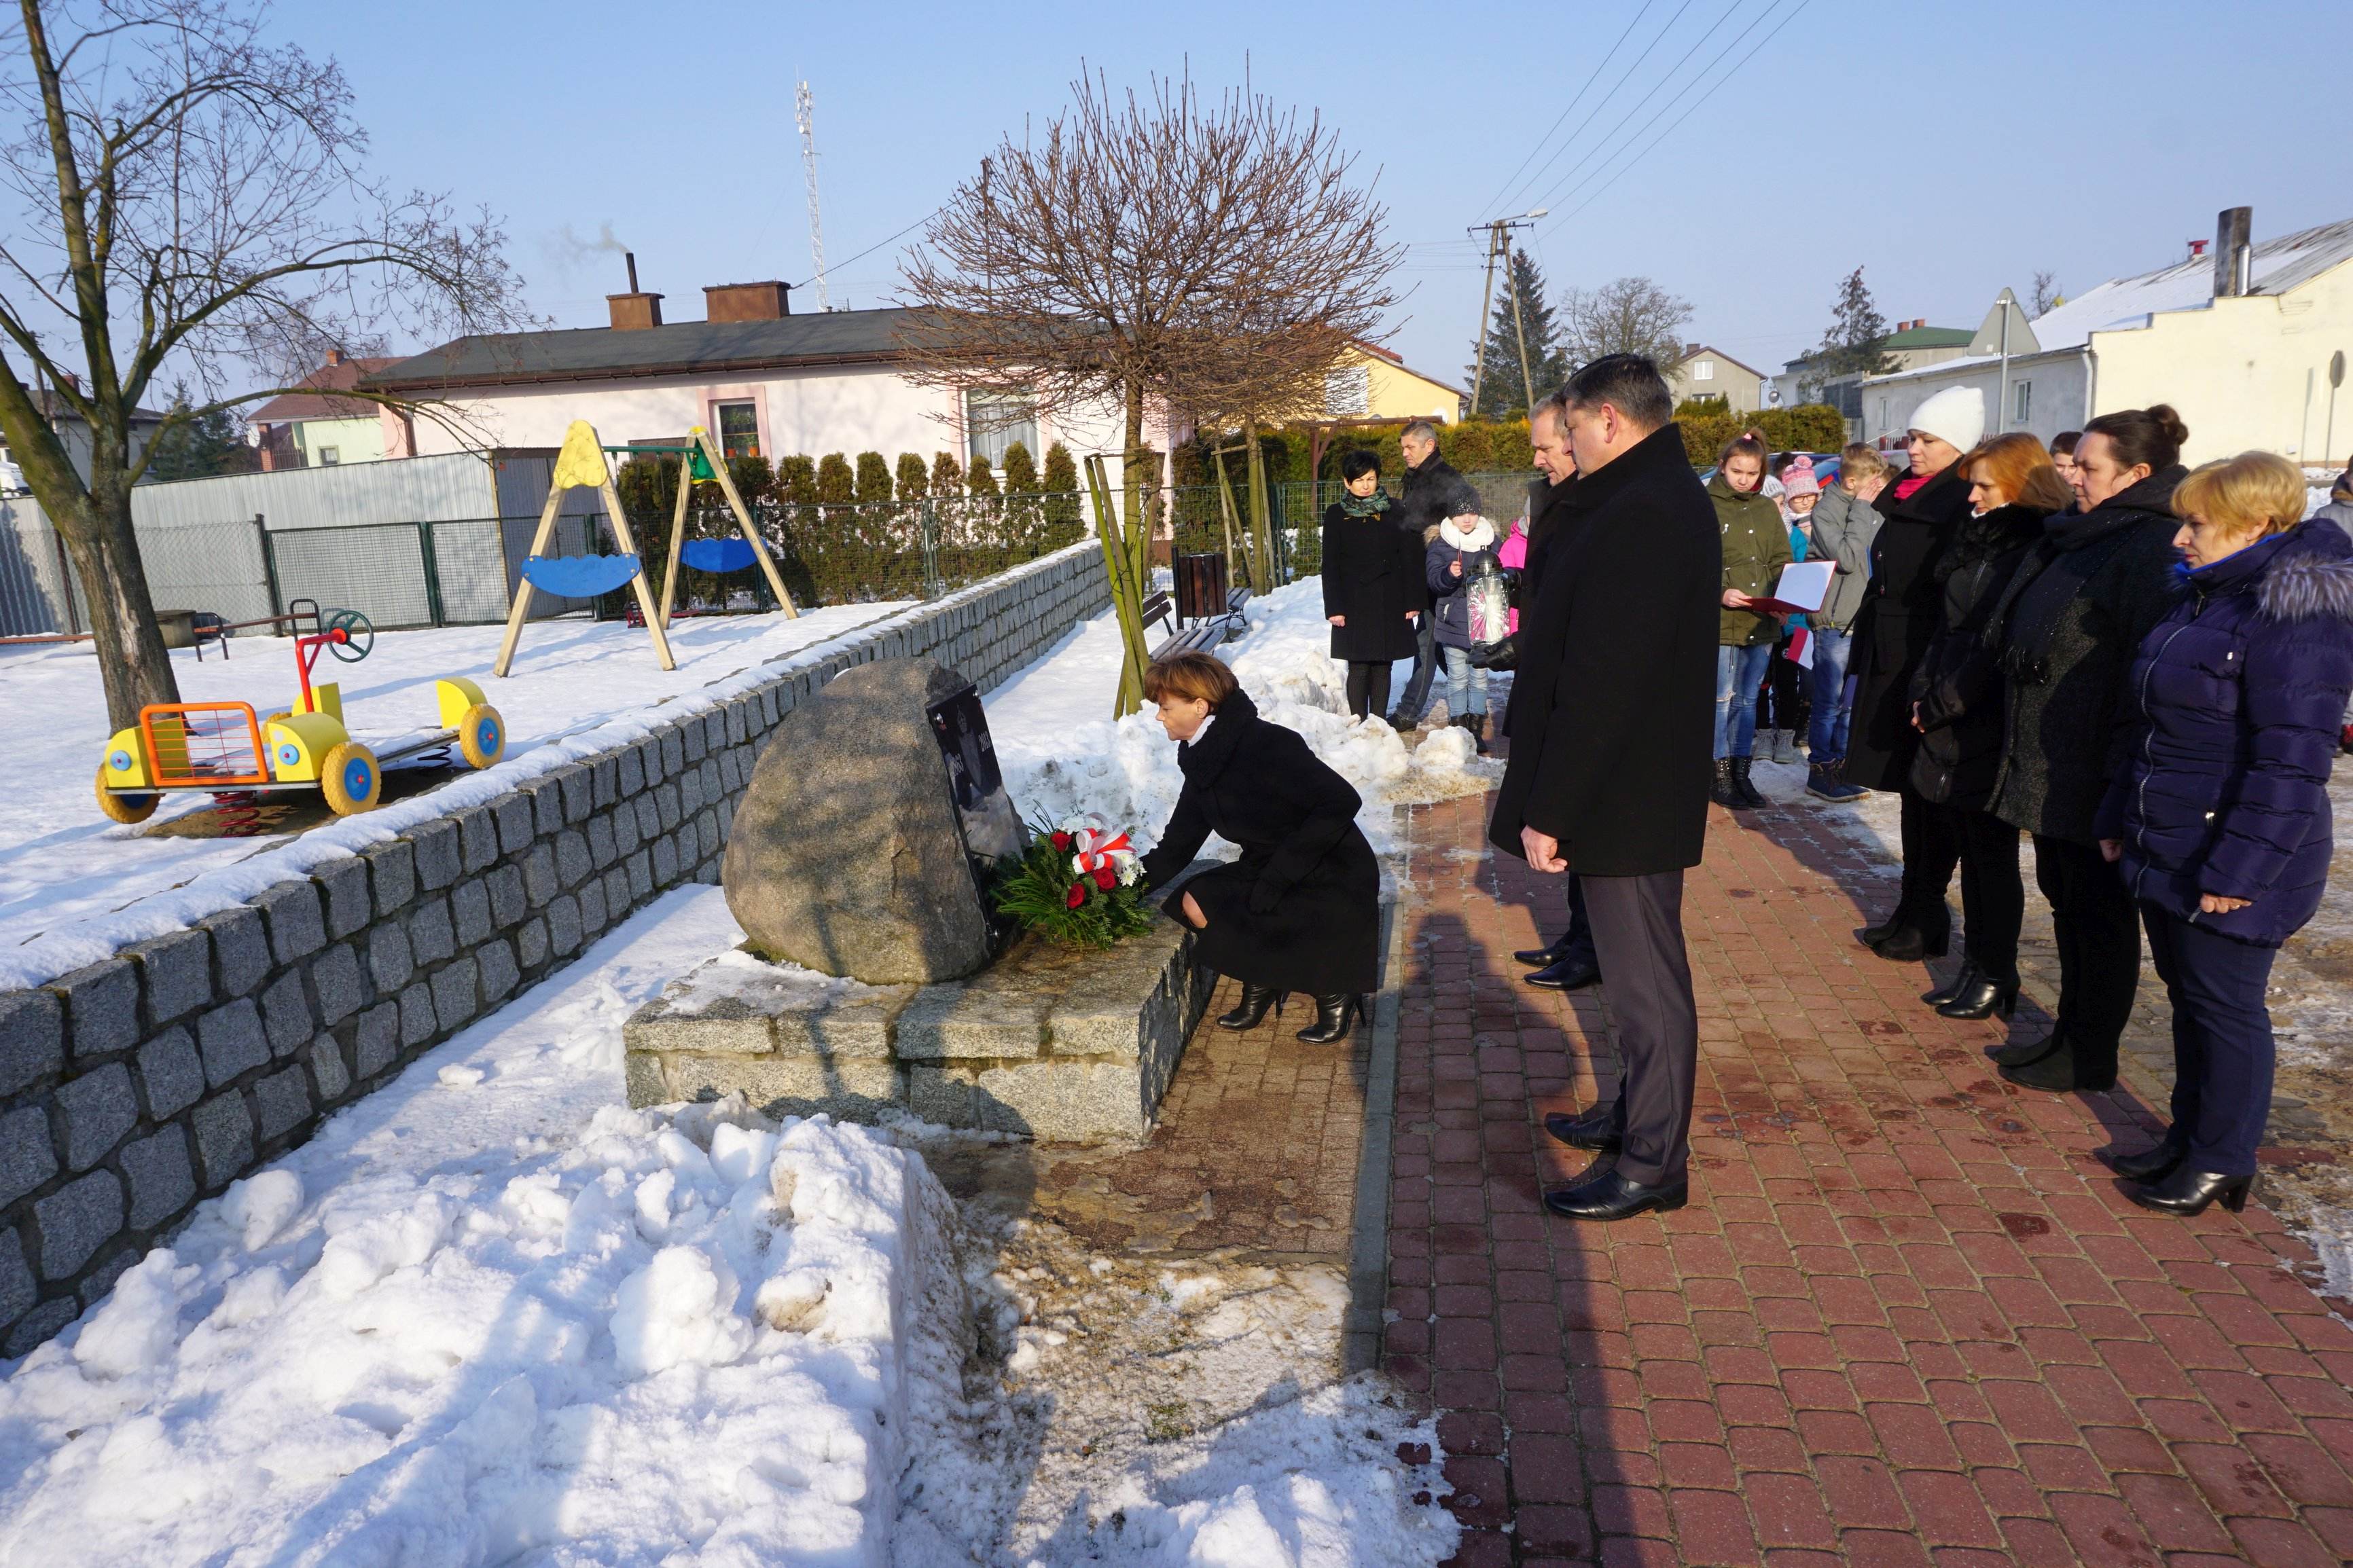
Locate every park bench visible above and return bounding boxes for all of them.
[1146,585,1254,661]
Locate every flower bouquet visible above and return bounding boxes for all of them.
[993,813,1155,949]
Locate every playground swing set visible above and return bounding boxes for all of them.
[95,600,507,824]
[492,419,797,677]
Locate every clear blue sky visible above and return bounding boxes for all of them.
[290,0,2352,390]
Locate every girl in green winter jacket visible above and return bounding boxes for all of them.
[1710,431,1792,808]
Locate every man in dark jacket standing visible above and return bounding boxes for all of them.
[1490,355,1719,1221]
[1390,420,1481,730]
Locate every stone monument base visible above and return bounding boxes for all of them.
[624,918,1215,1143]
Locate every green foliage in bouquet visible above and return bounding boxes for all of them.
[992,817,1154,949]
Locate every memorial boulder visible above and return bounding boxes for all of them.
[723,657,1022,983]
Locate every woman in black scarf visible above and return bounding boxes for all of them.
[1321,449,1426,721]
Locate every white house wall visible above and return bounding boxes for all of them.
[2091,266,2353,467]
[403,366,1147,484]
[1862,354,2090,452]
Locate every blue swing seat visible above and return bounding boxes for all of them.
[521,553,642,598]
[680,537,758,574]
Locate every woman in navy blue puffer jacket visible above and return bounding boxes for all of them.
[2094,453,2353,1216]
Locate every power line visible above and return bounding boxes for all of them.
[1479,0,1659,219]
[1517,0,1748,221]
[1477,0,1703,225]
[1538,0,1814,239]
[794,209,938,294]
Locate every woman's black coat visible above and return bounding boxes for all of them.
[1489,423,1719,876]
[1321,500,1426,662]
[1844,465,1974,792]
[1906,503,2051,808]
[1985,467,2188,844]
[1139,689,1380,996]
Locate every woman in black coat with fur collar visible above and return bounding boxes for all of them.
[1138,653,1380,1042]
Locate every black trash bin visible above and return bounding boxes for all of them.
[1173,551,1229,626]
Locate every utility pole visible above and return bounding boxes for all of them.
[795,80,829,312]
[1466,210,1546,418]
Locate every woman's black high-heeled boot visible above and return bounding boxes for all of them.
[1922,962,1981,1007]
[1216,985,1285,1031]
[1297,993,1359,1044]
[2105,1132,2185,1183]
[2129,1167,2254,1216]
[1937,973,2019,1020]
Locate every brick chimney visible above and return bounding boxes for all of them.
[325,348,345,367]
[703,280,792,322]
[607,251,664,331]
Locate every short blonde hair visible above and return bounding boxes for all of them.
[1840,443,1890,481]
[1141,651,1239,708]
[2173,451,2307,539]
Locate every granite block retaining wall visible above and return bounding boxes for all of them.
[0,543,1111,1354]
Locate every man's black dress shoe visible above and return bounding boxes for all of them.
[1543,1105,1623,1152]
[1543,1169,1689,1222]
[1514,941,1566,967]
[1525,955,1602,991]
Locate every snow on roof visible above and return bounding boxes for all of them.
[1869,215,2353,386]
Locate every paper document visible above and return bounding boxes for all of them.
[1749,559,1834,615]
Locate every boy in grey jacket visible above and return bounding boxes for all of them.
[1803,444,1891,800]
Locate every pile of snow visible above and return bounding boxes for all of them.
[986,579,1502,860]
[0,595,914,992]
[0,889,952,1565]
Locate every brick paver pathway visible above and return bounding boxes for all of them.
[1384,790,2353,1567]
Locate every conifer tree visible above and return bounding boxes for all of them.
[1809,267,1893,391]
[966,452,1000,496]
[855,452,893,505]
[776,454,817,506]
[931,451,964,495]
[1000,441,1040,492]
[1463,250,1566,416]
[895,453,930,499]
[816,453,855,508]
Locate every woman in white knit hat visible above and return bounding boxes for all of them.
[1844,385,1983,962]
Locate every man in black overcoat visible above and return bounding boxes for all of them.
[1489,355,1719,1221]
[1509,403,1600,993]
[1389,420,1481,729]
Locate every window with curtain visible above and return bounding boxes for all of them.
[1324,365,1370,416]
[2013,381,2032,423]
[1693,360,1714,382]
[716,401,761,458]
[965,389,1037,468]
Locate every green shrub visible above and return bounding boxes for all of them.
[1001,441,1039,492]
[816,453,854,505]
[931,450,963,496]
[965,452,999,496]
[776,454,817,505]
[855,452,893,505]
[895,453,929,499]
[1042,442,1081,534]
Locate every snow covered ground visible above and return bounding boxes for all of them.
[0,585,1461,1566]
[0,604,899,992]
[985,579,1501,864]
[0,887,1454,1566]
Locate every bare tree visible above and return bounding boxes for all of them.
[0,0,540,729]
[2030,268,2063,317]
[897,69,1399,528]
[1558,276,1692,372]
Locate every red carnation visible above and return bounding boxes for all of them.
[1050,831,1073,851]
[1094,865,1117,891]
[1065,881,1087,909]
